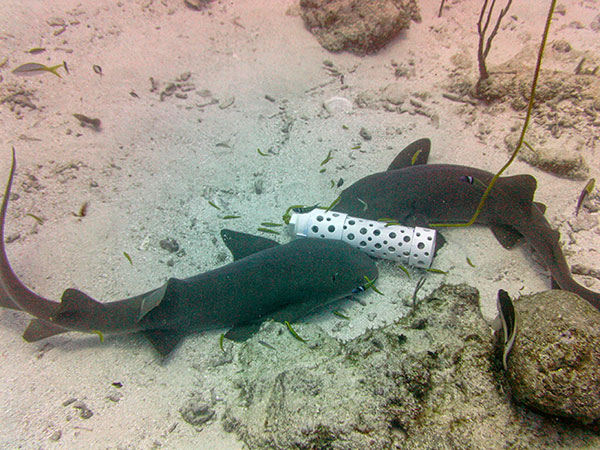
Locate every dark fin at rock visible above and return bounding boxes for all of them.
[224,322,263,342]
[551,277,561,290]
[386,138,431,171]
[220,229,280,261]
[490,224,523,249]
[23,319,69,342]
[495,174,537,212]
[53,288,104,320]
[533,202,547,214]
[0,288,20,310]
[143,328,186,356]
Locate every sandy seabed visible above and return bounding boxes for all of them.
[0,0,599,448]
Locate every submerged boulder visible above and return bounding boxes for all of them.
[506,290,600,424]
[299,0,421,54]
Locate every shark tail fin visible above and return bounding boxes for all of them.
[23,319,69,342]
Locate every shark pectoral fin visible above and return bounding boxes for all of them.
[490,224,523,249]
[143,328,186,356]
[386,138,431,171]
[23,319,69,341]
[497,174,537,211]
[224,321,264,342]
[220,229,280,261]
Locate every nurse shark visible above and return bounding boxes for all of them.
[333,138,600,310]
[0,150,378,355]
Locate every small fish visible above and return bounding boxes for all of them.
[320,150,333,166]
[72,201,89,218]
[222,215,241,220]
[73,114,101,131]
[576,178,595,216]
[342,125,349,130]
[93,64,103,75]
[257,148,269,157]
[411,149,422,165]
[333,310,350,320]
[123,251,133,265]
[330,180,335,188]
[351,145,361,150]
[363,275,383,295]
[26,213,44,225]
[129,90,139,98]
[496,290,517,370]
[208,201,221,210]
[325,195,340,212]
[377,218,396,222]
[356,197,368,212]
[219,333,226,352]
[26,48,46,55]
[425,268,447,274]
[319,168,326,174]
[397,264,411,278]
[384,222,401,227]
[13,62,64,78]
[63,61,69,74]
[91,330,105,342]
[258,340,277,350]
[285,321,306,342]
[260,222,282,227]
[257,227,280,235]
[466,257,475,268]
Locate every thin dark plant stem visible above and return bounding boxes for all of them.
[438,0,446,18]
[431,0,557,228]
[477,0,513,83]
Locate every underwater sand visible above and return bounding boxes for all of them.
[0,0,599,448]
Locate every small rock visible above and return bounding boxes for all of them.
[47,17,66,27]
[323,96,352,114]
[184,0,214,10]
[180,398,215,430]
[160,238,180,253]
[72,401,94,419]
[506,290,600,424]
[359,127,372,141]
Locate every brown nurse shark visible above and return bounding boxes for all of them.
[0,149,378,355]
[333,138,600,310]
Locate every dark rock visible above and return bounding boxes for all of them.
[506,290,600,424]
[159,238,180,253]
[180,397,215,430]
[299,0,421,55]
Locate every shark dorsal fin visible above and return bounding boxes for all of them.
[387,138,431,171]
[496,174,537,211]
[220,229,280,261]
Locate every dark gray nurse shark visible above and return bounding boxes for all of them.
[0,150,378,356]
[333,138,600,311]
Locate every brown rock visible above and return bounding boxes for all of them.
[299,0,420,55]
[507,290,600,424]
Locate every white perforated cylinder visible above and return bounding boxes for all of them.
[288,208,436,269]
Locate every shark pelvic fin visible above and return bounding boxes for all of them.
[387,138,431,171]
[23,318,69,341]
[220,229,280,261]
